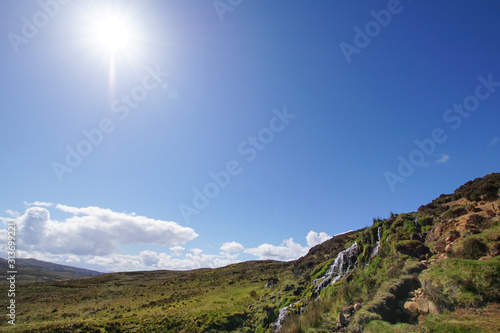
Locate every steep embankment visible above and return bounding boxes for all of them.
[0,173,499,332]
[278,172,500,332]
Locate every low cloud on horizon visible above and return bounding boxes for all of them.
[0,203,336,272]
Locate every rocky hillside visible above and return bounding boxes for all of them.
[278,172,500,332]
[1,173,499,332]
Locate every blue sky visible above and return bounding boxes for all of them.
[1,0,499,272]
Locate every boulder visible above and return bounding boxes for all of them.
[491,243,500,256]
[427,219,458,242]
[403,301,419,318]
[443,230,460,243]
[466,214,484,227]
[428,301,439,315]
[416,298,429,314]
[433,241,446,253]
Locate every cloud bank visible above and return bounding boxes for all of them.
[14,204,198,256]
[1,202,336,272]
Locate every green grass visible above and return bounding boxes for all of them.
[0,261,296,332]
[420,258,500,309]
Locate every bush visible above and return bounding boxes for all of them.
[453,173,500,201]
[451,238,488,260]
[394,240,430,259]
[441,206,468,220]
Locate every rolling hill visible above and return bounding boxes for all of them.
[0,257,102,283]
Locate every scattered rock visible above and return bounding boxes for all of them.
[479,255,493,261]
[487,233,500,241]
[433,242,446,253]
[445,243,454,252]
[428,301,439,315]
[427,219,458,242]
[341,305,354,314]
[354,303,362,311]
[443,230,460,243]
[467,204,480,212]
[466,214,484,227]
[337,312,346,326]
[491,243,500,256]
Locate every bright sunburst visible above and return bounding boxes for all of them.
[78,3,147,92]
[87,10,137,56]
[94,16,131,52]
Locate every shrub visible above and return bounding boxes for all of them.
[441,206,468,220]
[394,240,430,259]
[451,238,488,260]
[453,173,500,201]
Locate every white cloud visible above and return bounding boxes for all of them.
[435,153,450,164]
[220,241,244,253]
[24,201,53,207]
[12,204,198,256]
[245,238,308,261]
[490,137,499,146]
[5,210,19,217]
[306,231,332,247]
[245,230,344,261]
[83,249,241,272]
[1,203,338,272]
[170,245,185,256]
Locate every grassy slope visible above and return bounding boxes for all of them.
[0,261,301,332]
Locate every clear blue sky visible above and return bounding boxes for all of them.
[1,0,499,272]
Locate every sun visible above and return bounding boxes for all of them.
[77,3,148,92]
[78,3,144,60]
[94,16,131,52]
[88,12,136,55]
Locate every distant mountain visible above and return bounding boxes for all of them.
[0,257,101,283]
[0,173,498,332]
